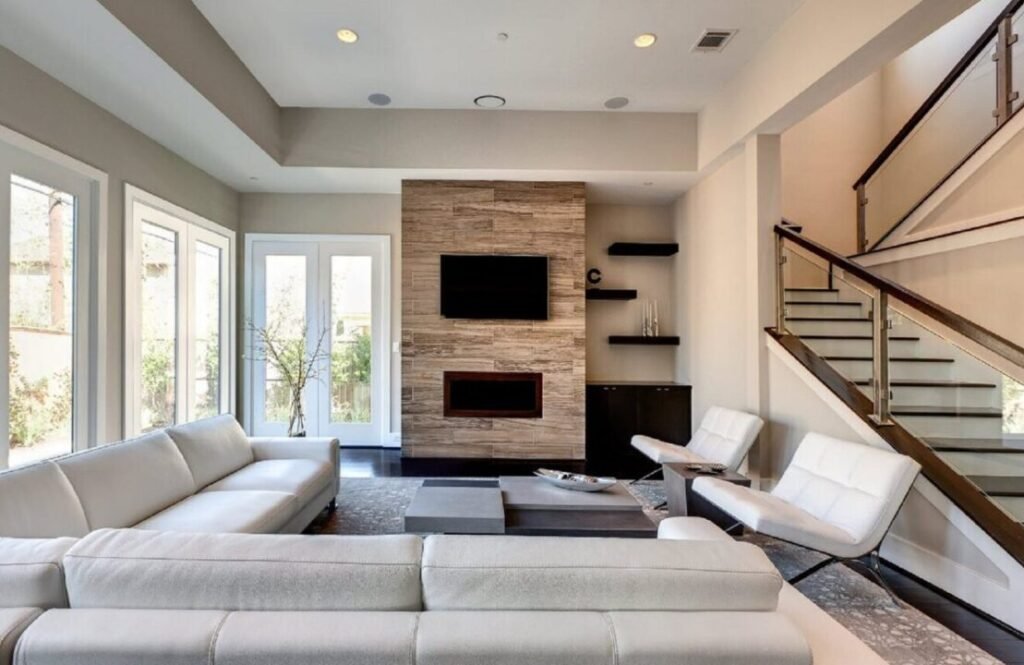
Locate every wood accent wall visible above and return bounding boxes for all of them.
[401,180,586,459]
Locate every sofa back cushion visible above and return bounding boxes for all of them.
[55,431,196,529]
[421,535,782,611]
[64,529,423,611]
[688,406,764,470]
[166,415,254,489]
[0,537,77,608]
[0,461,89,537]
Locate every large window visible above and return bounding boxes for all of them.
[124,187,234,435]
[0,131,103,469]
[245,235,389,445]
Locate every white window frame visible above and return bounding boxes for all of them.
[0,124,108,469]
[243,233,391,445]
[124,185,236,436]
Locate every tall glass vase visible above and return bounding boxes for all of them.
[287,388,307,438]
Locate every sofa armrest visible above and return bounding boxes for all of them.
[249,437,339,474]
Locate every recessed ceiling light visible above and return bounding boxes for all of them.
[634,33,657,48]
[604,96,629,110]
[336,28,359,44]
[368,93,392,106]
[474,94,506,108]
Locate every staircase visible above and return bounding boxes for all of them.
[772,225,1024,569]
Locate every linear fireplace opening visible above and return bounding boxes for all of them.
[444,371,543,418]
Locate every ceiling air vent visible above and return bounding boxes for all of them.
[692,29,737,53]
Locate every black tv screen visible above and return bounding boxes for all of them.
[440,254,548,320]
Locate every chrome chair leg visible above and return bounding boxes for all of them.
[856,551,905,608]
[630,466,663,485]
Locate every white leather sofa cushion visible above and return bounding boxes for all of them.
[777,584,888,665]
[215,612,418,665]
[0,463,88,538]
[692,478,859,551]
[133,491,298,534]
[0,608,40,665]
[631,435,707,464]
[55,431,196,530]
[656,516,733,542]
[416,612,613,665]
[0,538,76,609]
[688,406,764,469]
[609,611,811,665]
[421,535,782,611]
[202,459,332,507]
[13,608,226,665]
[166,414,254,490]
[64,529,423,611]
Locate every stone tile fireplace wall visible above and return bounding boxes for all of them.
[401,180,586,459]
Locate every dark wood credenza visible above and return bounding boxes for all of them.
[585,382,692,477]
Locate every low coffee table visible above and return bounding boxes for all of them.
[662,463,751,534]
[403,476,656,538]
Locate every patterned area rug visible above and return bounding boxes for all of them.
[312,477,1001,665]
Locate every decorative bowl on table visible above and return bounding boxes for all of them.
[534,468,617,492]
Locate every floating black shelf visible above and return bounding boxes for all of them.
[608,242,679,257]
[608,336,680,346]
[586,289,638,301]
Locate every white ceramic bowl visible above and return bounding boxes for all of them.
[533,468,617,492]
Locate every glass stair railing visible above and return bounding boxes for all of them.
[774,224,1024,564]
[853,0,1024,252]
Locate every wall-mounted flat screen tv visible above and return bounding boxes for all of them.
[440,254,548,320]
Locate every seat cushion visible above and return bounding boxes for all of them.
[0,538,77,609]
[202,459,333,507]
[64,529,423,611]
[693,477,860,556]
[422,535,782,611]
[609,611,811,665]
[656,517,733,542]
[133,491,298,534]
[13,609,226,665]
[0,462,88,538]
[416,612,613,665]
[215,612,418,665]
[630,435,707,465]
[165,415,254,490]
[55,432,196,530]
[0,608,41,665]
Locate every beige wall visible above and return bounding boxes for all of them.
[781,74,883,255]
[238,193,402,438]
[673,151,749,421]
[585,204,676,383]
[0,46,239,444]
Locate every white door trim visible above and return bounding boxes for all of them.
[243,233,391,445]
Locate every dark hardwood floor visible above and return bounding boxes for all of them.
[338,447,1024,662]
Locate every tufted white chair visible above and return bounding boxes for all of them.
[692,432,920,595]
[630,406,764,483]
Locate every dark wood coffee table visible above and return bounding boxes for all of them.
[662,463,751,534]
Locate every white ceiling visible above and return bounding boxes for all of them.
[193,0,804,112]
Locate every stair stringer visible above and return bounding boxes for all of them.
[766,332,1024,632]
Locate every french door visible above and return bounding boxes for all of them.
[247,236,389,445]
[0,140,94,468]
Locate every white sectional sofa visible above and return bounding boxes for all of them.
[4,527,818,665]
[0,414,339,539]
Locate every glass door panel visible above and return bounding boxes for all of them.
[7,174,76,466]
[192,240,222,420]
[139,221,179,431]
[330,255,373,425]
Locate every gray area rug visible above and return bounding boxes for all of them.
[313,477,1001,665]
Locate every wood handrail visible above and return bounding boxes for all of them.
[853,0,1024,189]
[776,224,1024,369]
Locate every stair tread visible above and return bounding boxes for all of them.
[891,406,1003,418]
[929,437,1024,453]
[785,288,839,292]
[851,379,997,388]
[823,355,954,362]
[803,335,919,341]
[967,475,1024,497]
[786,316,872,322]
[786,300,863,306]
